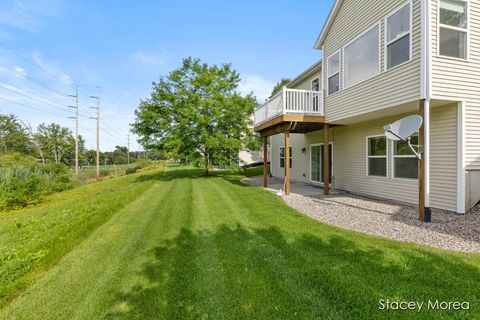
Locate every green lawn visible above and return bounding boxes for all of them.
[1,165,479,319]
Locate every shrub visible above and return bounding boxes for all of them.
[135,159,151,169]
[0,154,73,211]
[125,167,140,175]
[0,170,49,210]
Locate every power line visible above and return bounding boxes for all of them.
[0,82,74,114]
[0,42,76,91]
[0,44,132,151]
[0,61,73,103]
[0,79,71,110]
[0,96,69,118]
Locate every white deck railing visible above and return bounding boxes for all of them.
[254,87,324,127]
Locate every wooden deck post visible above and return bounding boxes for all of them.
[263,135,268,187]
[418,100,425,221]
[323,123,330,195]
[284,130,291,195]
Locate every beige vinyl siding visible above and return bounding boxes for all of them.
[270,133,309,182]
[269,107,458,211]
[431,0,480,170]
[332,116,418,204]
[333,108,457,211]
[322,0,421,123]
[430,104,458,211]
[289,72,321,91]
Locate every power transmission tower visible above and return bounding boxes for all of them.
[90,95,100,180]
[68,86,79,175]
[127,134,130,164]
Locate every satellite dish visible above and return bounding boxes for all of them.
[384,115,422,141]
[383,115,423,160]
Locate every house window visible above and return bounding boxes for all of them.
[439,0,468,59]
[311,78,320,111]
[344,25,380,88]
[386,3,411,69]
[327,53,340,95]
[280,146,292,168]
[367,136,387,177]
[394,134,418,179]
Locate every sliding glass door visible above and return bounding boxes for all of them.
[310,144,332,184]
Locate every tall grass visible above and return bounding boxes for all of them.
[0,155,73,210]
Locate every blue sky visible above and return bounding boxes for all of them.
[0,0,334,151]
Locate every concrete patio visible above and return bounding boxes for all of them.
[242,175,480,253]
[242,175,340,197]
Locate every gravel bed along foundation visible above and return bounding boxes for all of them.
[242,176,480,253]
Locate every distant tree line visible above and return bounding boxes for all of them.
[0,113,159,167]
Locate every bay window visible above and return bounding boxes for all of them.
[386,3,411,69]
[344,25,380,88]
[367,136,387,177]
[439,0,468,59]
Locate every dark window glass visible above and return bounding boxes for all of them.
[439,27,467,59]
[387,34,410,69]
[328,73,339,95]
[368,158,387,177]
[394,158,418,179]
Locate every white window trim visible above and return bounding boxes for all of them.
[392,134,419,180]
[309,142,334,185]
[436,0,470,61]
[384,1,413,71]
[326,51,340,97]
[342,22,381,90]
[279,145,293,169]
[366,135,388,178]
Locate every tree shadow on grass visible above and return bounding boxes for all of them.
[104,225,480,320]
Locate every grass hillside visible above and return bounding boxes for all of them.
[0,165,479,319]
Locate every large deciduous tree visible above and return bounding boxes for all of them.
[34,123,78,164]
[132,57,259,175]
[0,114,33,155]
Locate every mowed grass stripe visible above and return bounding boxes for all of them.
[0,170,162,308]
[1,166,480,320]
[205,177,343,319]
[0,169,191,319]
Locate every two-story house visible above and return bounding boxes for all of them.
[254,0,480,215]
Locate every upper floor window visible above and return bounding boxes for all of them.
[327,52,340,95]
[386,3,411,69]
[439,0,468,59]
[344,25,380,88]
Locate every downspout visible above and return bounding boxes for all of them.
[421,0,432,219]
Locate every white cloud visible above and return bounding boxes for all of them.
[0,0,64,32]
[0,64,28,78]
[238,75,275,102]
[132,49,168,66]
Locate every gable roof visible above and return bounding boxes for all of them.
[314,0,344,49]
